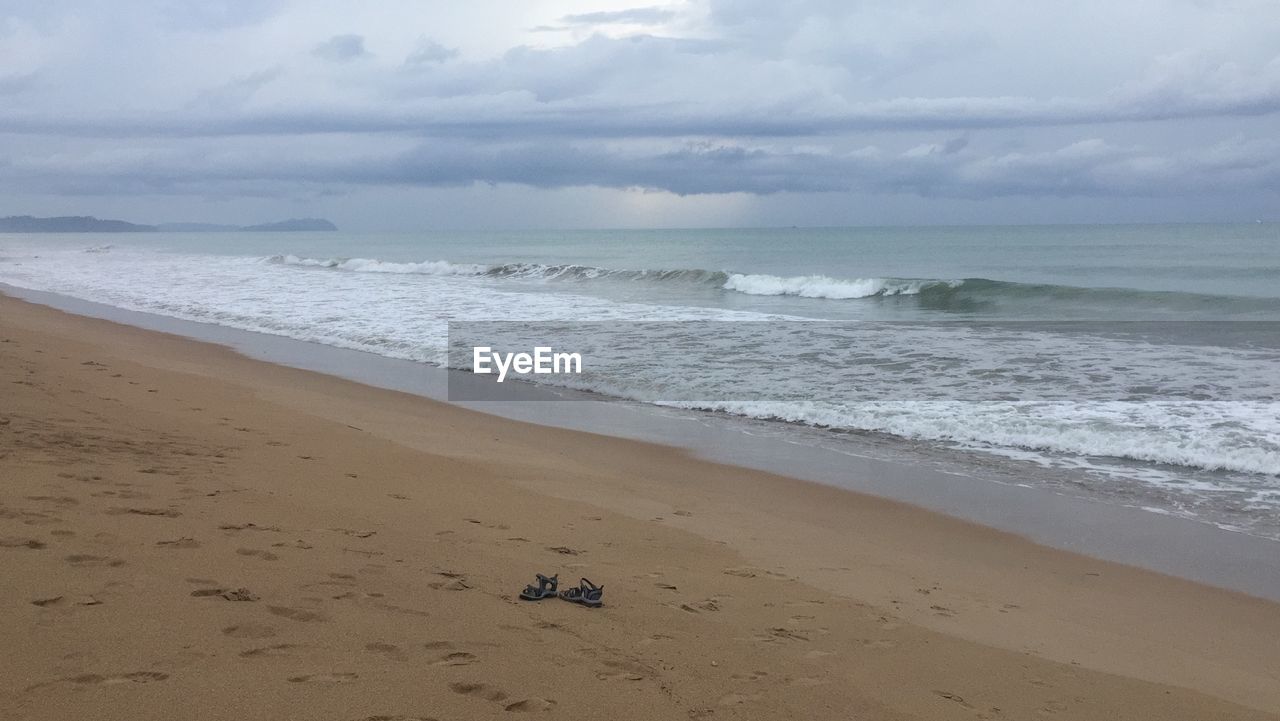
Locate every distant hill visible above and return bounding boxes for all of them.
[0,215,156,233]
[239,218,338,232]
[1,215,338,233]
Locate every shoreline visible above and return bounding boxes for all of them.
[7,283,1280,603]
[3,291,1280,719]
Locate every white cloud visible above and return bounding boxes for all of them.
[0,0,1278,224]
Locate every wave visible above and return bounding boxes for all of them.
[269,254,488,276]
[267,254,1280,312]
[723,273,957,299]
[268,254,963,300]
[671,400,1280,478]
[270,253,726,284]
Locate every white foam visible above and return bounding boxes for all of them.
[271,254,487,276]
[722,273,952,299]
[673,400,1280,478]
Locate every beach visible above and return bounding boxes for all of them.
[3,292,1280,720]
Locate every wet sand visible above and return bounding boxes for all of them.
[2,292,1279,720]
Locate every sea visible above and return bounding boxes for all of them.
[3,224,1278,541]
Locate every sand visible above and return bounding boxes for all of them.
[2,292,1279,721]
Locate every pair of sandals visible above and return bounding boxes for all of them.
[519,573,603,608]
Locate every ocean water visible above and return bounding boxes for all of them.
[3,224,1279,539]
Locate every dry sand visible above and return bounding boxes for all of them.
[2,292,1279,721]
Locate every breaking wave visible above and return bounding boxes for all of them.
[267,253,1280,313]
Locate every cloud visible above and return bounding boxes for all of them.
[1,0,1279,223]
[2,68,1278,140]
[3,24,1279,141]
[405,38,458,65]
[559,6,676,26]
[312,34,369,62]
[154,0,286,31]
[7,132,1279,201]
[0,71,39,96]
[186,68,281,110]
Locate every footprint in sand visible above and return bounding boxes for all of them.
[93,490,151,500]
[223,623,278,639]
[678,598,723,613]
[933,690,977,710]
[65,554,125,568]
[505,698,556,713]
[431,652,478,667]
[192,587,259,601]
[718,693,762,707]
[365,642,408,662]
[449,682,508,702]
[428,578,472,592]
[10,510,58,526]
[25,495,79,508]
[241,644,302,658]
[267,605,328,622]
[288,672,358,683]
[219,522,282,532]
[0,537,47,549]
[28,671,169,691]
[156,537,200,549]
[29,592,100,607]
[596,659,651,681]
[81,672,169,685]
[106,507,182,518]
[759,627,810,642]
[272,539,313,550]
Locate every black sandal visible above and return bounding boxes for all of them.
[519,573,558,601]
[559,578,603,608]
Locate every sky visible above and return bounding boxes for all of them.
[1,0,1279,229]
